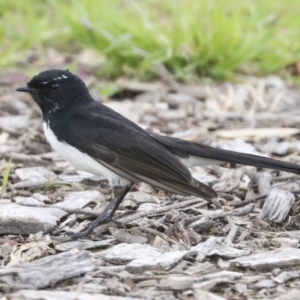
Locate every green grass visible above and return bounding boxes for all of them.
[1,0,300,80]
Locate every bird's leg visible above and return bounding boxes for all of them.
[71,184,132,239]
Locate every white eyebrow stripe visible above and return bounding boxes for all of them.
[42,75,68,84]
[53,75,68,81]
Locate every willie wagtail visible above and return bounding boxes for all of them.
[16,69,300,238]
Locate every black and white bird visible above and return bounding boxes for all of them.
[16,69,300,238]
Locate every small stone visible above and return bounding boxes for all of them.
[272,268,282,276]
[255,279,276,289]
[235,283,247,294]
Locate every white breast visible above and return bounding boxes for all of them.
[43,122,130,186]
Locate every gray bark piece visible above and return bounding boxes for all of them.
[193,278,231,292]
[220,139,268,157]
[14,167,57,189]
[256,172,272,195]
[126,251,188,274]
[55,239,115,252]
[190,237,251,262]
[124,191,160,204]
[15,167,57,181]
[193,289,228,300]
[272,289,300,300]
[274,271,300,284]
[0,115,29,130]
[184,262,217,276]
[255,279,276,288]
[104,238,251,274]
[259,187,295,223]
[212,169,242,192]
[102,243,162,263]
[199,270,243,282]
[0,191,101,234]
[159,276,194,290]
[0,249,94,291]
[59,173,101,182]
[231,247,300,269]
[109,228,148,244]
[0,203,65,234]
[259,141,300,156]
[159,271,242,291]
[56,190,104,210]
[5,290,136,300]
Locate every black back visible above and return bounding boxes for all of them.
[21,69,217,199]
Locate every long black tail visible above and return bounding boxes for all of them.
[151,134,300,175]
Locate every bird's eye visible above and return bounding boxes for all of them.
[51,83,59,91]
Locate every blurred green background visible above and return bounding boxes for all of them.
[1,0,300,80]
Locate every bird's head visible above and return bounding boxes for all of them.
[16,69,91,115]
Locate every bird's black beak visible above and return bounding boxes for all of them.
[16,86,36,93]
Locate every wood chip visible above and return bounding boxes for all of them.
[190,237,251,262]
[4,69,300,298]
[0,203,65,234]
[0,249,94,291]
[14,167,57,189]
[109,228,148,244]
[212,169,243,192]
[259,187,295,223]
[0,190,102,235]
[102,243,161,263]
[216,128,300,139]
[274,270,300,284]
[15,167,57,181]
[5,290,135,300]
[117,79,166,92]
[55,239,115,252]
[272,289,300,300]
[231,247,300,268]
[7,241,55,266]
[184,262,217,276]
[193,290,227,300]
[0,115,29,130]
[159,276,193,290]
[126,250,188,274]
[220,139,267,156]
[256,172,272,195]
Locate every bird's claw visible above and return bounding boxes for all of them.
[67,217,126,240]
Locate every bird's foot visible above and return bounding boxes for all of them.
[69,216,126,240]
[110,218,126,229]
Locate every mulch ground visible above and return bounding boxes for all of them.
[1,50,300,299]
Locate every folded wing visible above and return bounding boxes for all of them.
[60,103,217,199]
